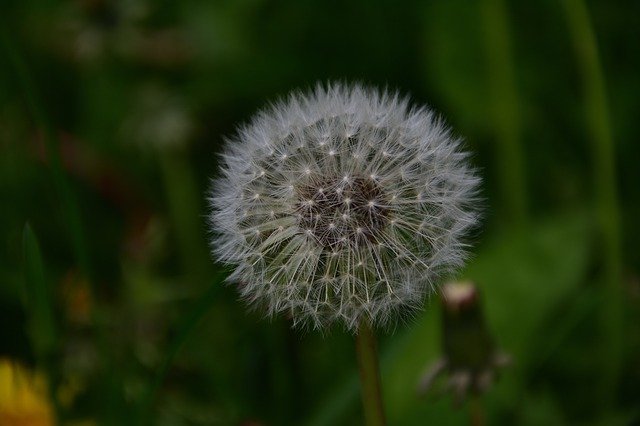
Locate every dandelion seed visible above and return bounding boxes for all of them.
[208,83,480,331]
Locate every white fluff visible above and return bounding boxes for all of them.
[208,83,480,332]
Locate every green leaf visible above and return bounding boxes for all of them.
[466,212,591,366]
[22,223,57,361]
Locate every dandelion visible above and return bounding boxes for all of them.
[209,83,479,332]
[208,83,480,424]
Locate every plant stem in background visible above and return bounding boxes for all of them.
[355,320,386,426]
[469,395,485,426]
[159,149,212,285]
[480,0,528,229]
[22,224,60,423]
[562,0,623,409]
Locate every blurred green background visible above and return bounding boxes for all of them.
[1,0,639,425]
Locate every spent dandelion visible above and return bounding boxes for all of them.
[208,83,480,332]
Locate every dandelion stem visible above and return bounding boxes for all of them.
[562,0,623,408]
[355,320,386,426]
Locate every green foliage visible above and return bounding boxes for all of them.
[308,212,593,425]
[1,0,638,424]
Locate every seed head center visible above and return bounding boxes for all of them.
[295,176,389,248]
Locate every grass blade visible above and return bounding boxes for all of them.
[22,223,57,361]
[22,223,60,423]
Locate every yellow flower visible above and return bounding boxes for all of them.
[0,359,53,426]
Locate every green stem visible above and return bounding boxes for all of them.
[480,0,528,229]
[562,0,623,408]
[469,395,485,426]
[355,320,386,426]
[23,224,61,424]
[159,149,211,285]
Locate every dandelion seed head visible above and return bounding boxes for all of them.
[209,83,480,332]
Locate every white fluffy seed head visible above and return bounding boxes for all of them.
[208,83,481,332]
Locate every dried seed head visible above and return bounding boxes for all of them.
[208,83,480,332]
[295,176,389,248]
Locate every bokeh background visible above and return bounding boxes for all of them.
[1,0,639,425]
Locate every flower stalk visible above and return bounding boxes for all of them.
[562,0,623,408]
[469,395,485,426]
[355,320,386,426]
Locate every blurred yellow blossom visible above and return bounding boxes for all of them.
[0,359,53,426]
